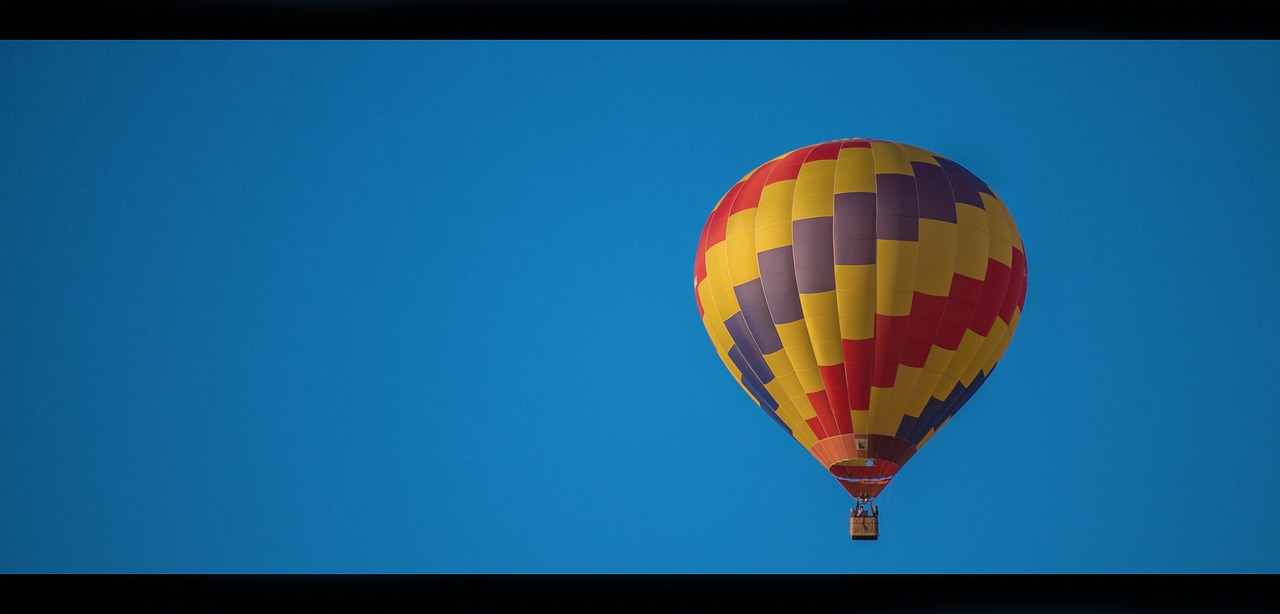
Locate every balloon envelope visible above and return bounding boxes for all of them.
[693,139,1027,499]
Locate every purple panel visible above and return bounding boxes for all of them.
[956,161,995,196]
[757,246,805,324]
[724,312,776,384]
[727,344,783,419]
[834,238,876,266]
[895,368,989,445]
[911,161,958,223]
[834,192,877,265]
[935,157,983,209]
[876,215,919,242]
[874,173,918,218]
[792,217,836,294]
[733,278,784,355]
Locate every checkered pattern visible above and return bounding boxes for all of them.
[694,139,1027,499]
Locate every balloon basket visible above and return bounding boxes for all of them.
[850,511,879,540]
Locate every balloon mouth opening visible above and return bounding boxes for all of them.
[830,460,901,500]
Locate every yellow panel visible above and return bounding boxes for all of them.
[790,421,818,449]
[869,381,908,438]
[789,391,818,420]
[988,234,1013,268]
[984,195,1024,253]
[931,372,960,402]
[945,330,987,381]
[923,344,957,374]
[793,366,825,395]
[954,246,990,281]
[835,264,877,291]
[755,180,795,251]
[704,240,728,282]
[834,146,876,194]
[699,303,734,357]
[775,319,823,392]
[955,202,988,230]
[917,221,958,294]
[798,291,841,365]
[776,319,815,354]
[726,235,762,284]
[981,194,1012,241]
[984,326,1016,377]
[792,193,833,221]
[763,381,809,443]
[876,290,914,317]
[914,266,953,298]
[698,315,755,402]
[905,368,945,417]
[725,209,758,243]
[793,160,837,220]
[762,348,817,424]
[895,142,942,166]
[835,289,876,340]
[797,291,839,328]
[869,386,894,435]
[870,141,915,176]
[755,220,792,252]
[710,282,739,320]
[887,364,923,413]
[810,321,843,366]
[707,246,742,317]
[760,180,796,208]
[757,186,794,221]
[966,317,1010,385]
[794,159,837,196]
[920,218,959,247]
[877,240,919,291]
[851,410,871,436]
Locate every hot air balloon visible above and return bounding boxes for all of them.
[693,138,1027,540]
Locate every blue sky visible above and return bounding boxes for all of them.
[2,40,1278,573]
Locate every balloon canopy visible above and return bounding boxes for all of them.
[694,138,1027,500]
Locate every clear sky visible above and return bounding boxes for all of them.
[2,40,1278,573]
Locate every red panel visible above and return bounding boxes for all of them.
[693,213,713,285]
[806,416,828,440]
[804,141,843,162]
[818,364,852,434]
[980,260,1012,310]
[728,159,777,216]
[972,259,1011,336]
[763,146,814,186]
[875,313,911,344]
[872,315,910,387]
[934,319,970,351]
[806,390,838,439]
[905,318,940,345]
[949,273,984,305]
[902,293,946,367]
[870,434,917,467]
[969,307,1000,338]
[704,182,741,247]
[910,291,948,320]
[872,360,901,388]
[873,315,909,387]
[841,338,874,411]
[900,341,933,369]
